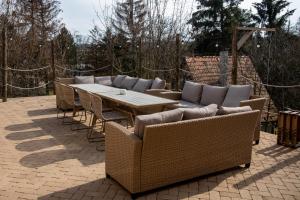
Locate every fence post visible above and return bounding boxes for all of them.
[175,34,181,91]
[138,37,142,78]
[232,26,238,85]
[2,26,8,102]
[51,40,56,95]
[108,31,114,76]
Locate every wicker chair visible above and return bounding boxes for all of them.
[89,94,129,149]
[60,84,82,126]
[55,82,73,119]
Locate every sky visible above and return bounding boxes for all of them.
[60,0,300,36]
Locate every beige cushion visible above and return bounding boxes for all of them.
[75,76,94,84]
[94,76,112,86]
[112,75,126,88]
[222,85,252,107]
[182,104,218,120]
[134,109,183,139]
[132,79,153,92]
[121,76,139,90]
[217,106,252,115]
[182,81,203,103]
[151,77,166,89]
[200,85,228,106]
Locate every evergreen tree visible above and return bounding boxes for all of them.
[253,0,295,29]
[189,0,252,54]
[112,0,146,72]
[55,26,77,65]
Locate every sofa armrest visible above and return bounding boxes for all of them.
[240,97,266,144]
[159,91,182,100]
[240,98,266,111]
[145,89,168,97]
[105,122,143,194]
[56,78,75,84]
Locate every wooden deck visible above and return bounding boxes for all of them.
[0,96,300,200]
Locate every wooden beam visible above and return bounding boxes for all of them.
[237,30,255,50]
[237,27,276,32]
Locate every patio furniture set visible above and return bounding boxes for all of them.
[55,75,266,198]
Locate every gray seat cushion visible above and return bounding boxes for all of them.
[132,79,153,92]
[222,85,252,107]
[217,106,252,115]
[168,100,203,109]
[120,76,139,90]
[151,77,166,89]
[134,109,183,139]
[182,81,203,103]
[75,76,95,84]
[94,76,112,86]
[182,104,218,120]
[112,75,126,88]
[200,85,228,106]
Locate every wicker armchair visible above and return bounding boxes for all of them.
[105,110,260,197]
[55,82,73,119]
[90,94,129,150]
[60,84,82,125]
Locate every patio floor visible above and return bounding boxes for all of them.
[0,96,300,200]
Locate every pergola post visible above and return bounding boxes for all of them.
[175,34,181,91]
[51,40,56,94]
[231,26,238,85]
[2,26,8,102]
[231,26,276,85]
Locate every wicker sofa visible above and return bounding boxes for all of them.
[151,83,266,145]
[105,110,260,197]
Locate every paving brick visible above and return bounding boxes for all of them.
[1,96,300,200]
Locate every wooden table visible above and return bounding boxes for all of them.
[70,84,178,115]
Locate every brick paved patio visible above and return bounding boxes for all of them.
[0,96,300,200]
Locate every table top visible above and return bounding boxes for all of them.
[70,84,178,109]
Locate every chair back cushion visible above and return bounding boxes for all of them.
[112,75,126,88]
[121,76,139,90]
[217,106,252,115]
[222,85,252,107]
[182,104,218,120]
[75,76,95,84]
[182,81,203,103]
[200,85,228,106]
[95,76,112,86]
[132,79,153,92]
[134,109,183,138]
[151,77,166,89]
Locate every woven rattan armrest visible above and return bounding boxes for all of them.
[240,97,266,144]
[57,78,75,84]
[145,89,168,97]
[159,91,182,100]
[105,122,143,194]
